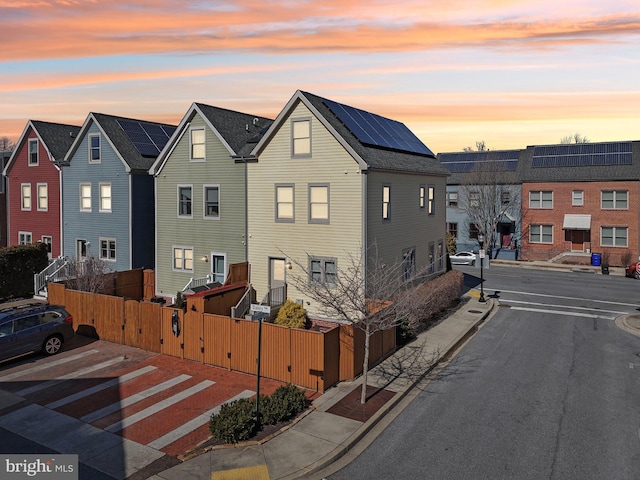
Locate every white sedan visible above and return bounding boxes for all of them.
[450,251,477,266]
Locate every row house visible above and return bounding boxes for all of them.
[0,150,9,247]
[3,121,80,258]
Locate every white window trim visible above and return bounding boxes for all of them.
[177,184,193,218]
[572,190,584,206]
[419,185,425,209]
[291,118,311,158]
[172,246,194,272]
[308,183,330,224]
[21,183,31,211]
[28,138,39,166]
[99,182,112,213]
[41,235,53,258]
[530,224,554,244]
[79,183,92,212]
[382,185,391,220]
[275,184,295,223]
[37,183,48,212]
[529,190,553,209]
[600,190,628,210]
[99,237,117,262]
[203,184,220,220]
[88,133,101,164]
[18,231,32,245]
[428,185,435,215]
[600,226,628,247]
[190,127,206,162]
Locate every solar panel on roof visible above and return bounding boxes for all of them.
[323,99,434,156]
[532,142,632,168]
[117,118,173,158]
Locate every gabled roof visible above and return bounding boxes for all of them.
[64,113,177,173]
[517,140,640,182]
[151,102,273,175]
[438,149,522,185]
[252,90,449,176]
[3,120,80,175]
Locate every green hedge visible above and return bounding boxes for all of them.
[0,243,49,301]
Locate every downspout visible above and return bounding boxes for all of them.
[362,169,368,293]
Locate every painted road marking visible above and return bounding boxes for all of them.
[46,365,157,409]
[211,464,270,480]
[16,356,127,396]
[147,389,254,450]
[505,299,627,316]
[105,380,216,433]
[510,306,615,320]
[494,289,639,309]
[0,350,99,382]
[80,373,192,423]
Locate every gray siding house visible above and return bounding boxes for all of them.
[150,103,272,299]
[62,113,176,271]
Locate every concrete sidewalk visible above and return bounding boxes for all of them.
[149,294,496,480]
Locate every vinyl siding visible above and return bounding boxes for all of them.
[62,122,132,270]
[247,102,363,315]
[6,129,62,256]
[367,171,447,275]
[155,112,247,298]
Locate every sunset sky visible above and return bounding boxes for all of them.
[1,0,639,153]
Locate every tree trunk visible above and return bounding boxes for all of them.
[360,323,371,404]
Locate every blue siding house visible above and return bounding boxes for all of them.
[61,112,176,271]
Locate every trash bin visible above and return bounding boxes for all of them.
[601,264,609,275]
[591,253,601,266]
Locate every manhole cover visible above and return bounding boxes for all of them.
[468,310,483,314]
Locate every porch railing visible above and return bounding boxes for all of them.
[182,274,215,292]
[34,256,69,296]
[261,284,287,308]
[231,286,252,319]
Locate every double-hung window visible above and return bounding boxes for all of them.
[37,183,48,211]
[99,183,111,212]
[428,186,435,215]
[309,184,329,223]
[403,247,416,281]
[173,247,193,271]
[178,185,192,217]
[530,224,553,243]
[310,257,337,286]
[99,238,116,261]
[80,183,92,212]
[21,183,31,210]
[18,232,32,245]
[601,190,628,209]
[447,222,458,239]
[203,185,220,218]
[601,226,628,247]
[292,119,311,157]
[419,186,425,209]
[382,185,391,220]
[28,139,38,166]
[275,185,294,222]
[89,134,101,163]
[446,191,458,207]
[190,128,205,160]
[572,190,584,206]
[530,191,553,208]
[469,191,480,208]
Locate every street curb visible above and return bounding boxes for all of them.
[615,314,640,338]
[297,298,497,479]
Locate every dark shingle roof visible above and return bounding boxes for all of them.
[194,103,273,157]
[517,141,640,182]
[88,113,177,172]
[31,121,80,163]
[438,150,522,185]
[300,91,449,176]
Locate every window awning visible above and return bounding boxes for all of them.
[563,214,591,230]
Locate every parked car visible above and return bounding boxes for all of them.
[450,251,477,266]
[0,303,74,362]
[625,262,640,279]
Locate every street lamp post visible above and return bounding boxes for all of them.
[478,233,486,303]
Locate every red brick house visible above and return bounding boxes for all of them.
[518,141,640,266]
[3,121,80,258]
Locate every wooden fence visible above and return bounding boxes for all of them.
[48,281,394,392]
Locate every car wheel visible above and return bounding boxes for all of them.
[470,260,475,266]
[634,271,640,280]
[42,335,63,355]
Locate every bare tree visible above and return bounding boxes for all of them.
[458,161,521,254]
[286,244,423,404]
[560,133,590,144]
[0,136,16,151]
[463,140,489,152]
[64,256,115,294]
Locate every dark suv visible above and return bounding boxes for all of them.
[0,303,74,362]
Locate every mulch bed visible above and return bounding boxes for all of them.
[326,385,396,422]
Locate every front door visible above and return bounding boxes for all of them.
[76,239,87,261]
[565,230,587,252]
[269,258,286,305]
